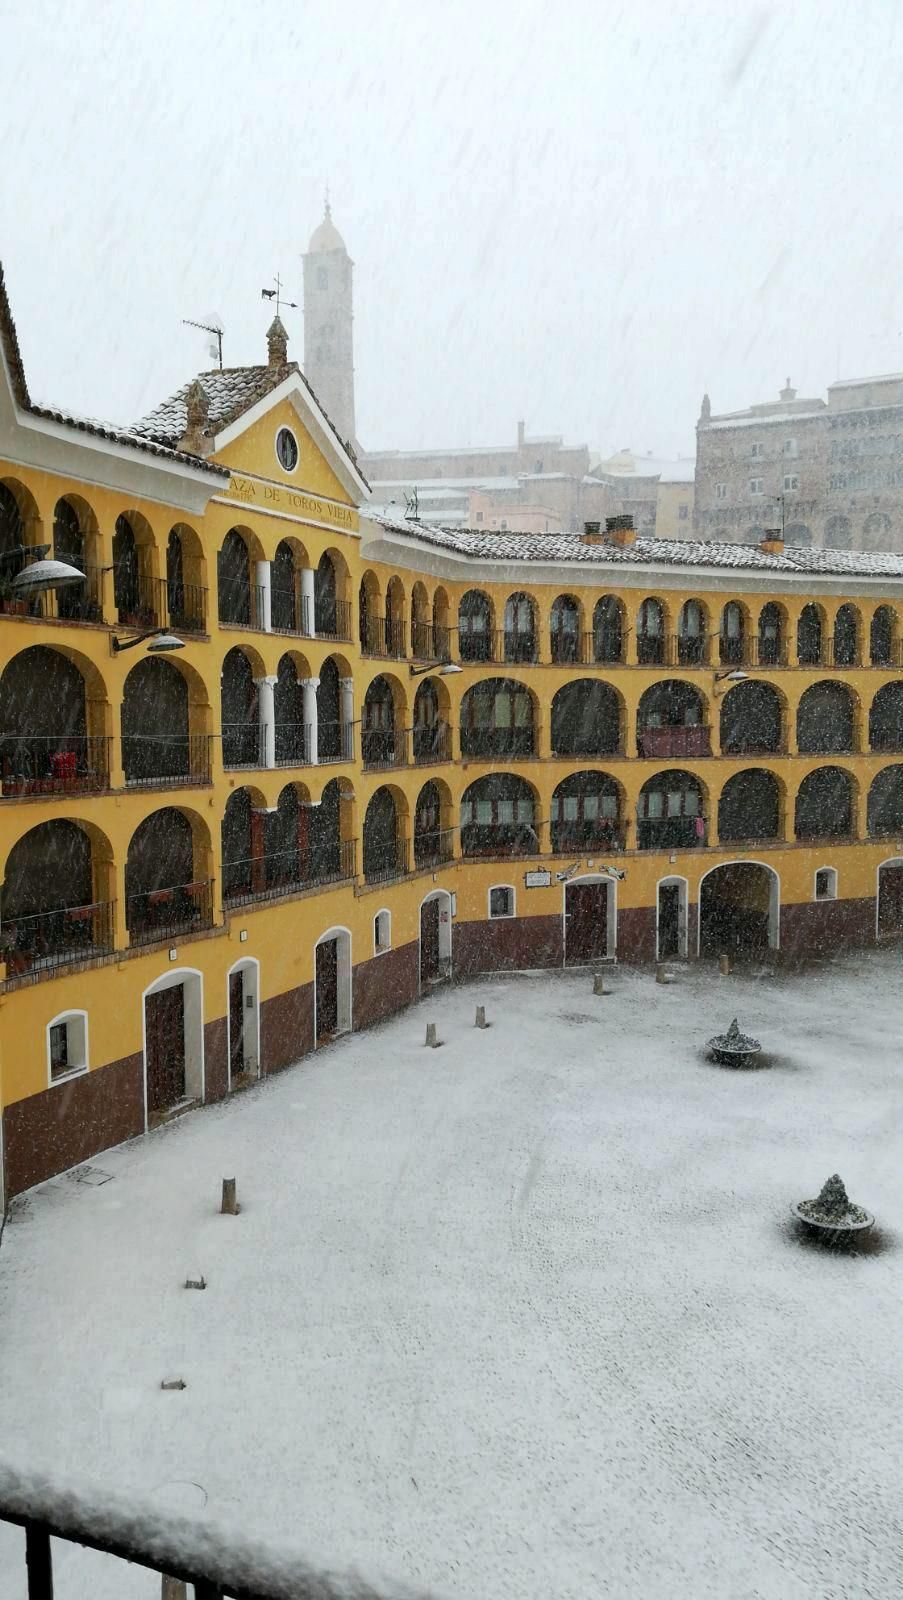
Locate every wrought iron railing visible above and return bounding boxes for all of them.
[222,722,265,769]
[413,827,455,868]
[218,579,267,629]
[363,837,409,883]
[115,571,164,628]
[1,899,115,979]
[274,722,312,767]
[412,720,453,763]
[0,734,111,795]
[361,726,408,769]
[411,621,452,662]
[167,580,208,634]
[314,596,353,640]
[127,880,214,946]
[34,562,105,624]
[317,720,354,762]
[122,733,212,787]
[360,614,406,658]
[551,821,627,853]
[459,726,535,759]
[636,725,712,758]
[636,816,707,850]
[578,630,625,666]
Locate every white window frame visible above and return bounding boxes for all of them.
[46,1010,89,1086]
[749,478,764,496]
[714,482,727,501]
[814,866,838,902]
[488,884,516,919]
[373,908,392,954]
[274,426,299,475]
[783,473,799,492]
[750,441,764,459]
[783,438,799,458]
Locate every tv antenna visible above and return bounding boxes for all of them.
[182,318,224,370]
[261,273,299,318]
[405,485,420,520]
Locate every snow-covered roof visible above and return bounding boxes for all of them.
[706,410,826,431]
[829,370,903,389]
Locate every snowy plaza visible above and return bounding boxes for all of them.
[1,951,902,1600]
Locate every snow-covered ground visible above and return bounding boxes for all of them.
[1,952,902,1600]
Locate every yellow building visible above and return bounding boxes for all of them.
[2,266,903,1202]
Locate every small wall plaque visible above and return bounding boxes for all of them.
[524,870,552,889]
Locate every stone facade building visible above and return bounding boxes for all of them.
[302,203,357,451]
[695,376,903,552]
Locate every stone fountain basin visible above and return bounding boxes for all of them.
[792,1202,875,1234]
[707,1037,762,1067]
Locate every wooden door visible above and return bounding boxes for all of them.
[878,865,903,938]
[565,882,608,965]
[229,970,245,1079]
[420,898,441,984]
[145,985,185,1112]
[658,884,681,959]
[316,939,338,1040]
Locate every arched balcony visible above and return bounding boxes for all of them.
[274,653,312,767]
[460,773,537,857]
[718,769,781,842]
[363,786,408,881]
[550,594,581,664]
[757,602,786,667]
[317,655,353,762]
[0,818,113,977]
[432,586,451,662]
[271,539,303,634]
[795,767,854,841]
[384,577,407,659]
[677,599,709,666]
[222,783,312,905]
[122,657,211,786]
[359,570,382,657]
[310,778,355,885]
[362,675,407,769]
[797,682,856,754]
[869,682,903,751]
[797,603,824,667]
[460,679,535,760]
[412,678,452,763]
[0,480,36,614]
[637,681,709,758]
[831,603,860,668]
[720,680,784,755]
[719,601,748,667]
[867,767,903,838]
[870,606,897,668]
[125,807,213,945]
[637,597,666,666]
[52,496,103,624]
[551,680,622,757]
[637,770,707,850]
[592,596,625,665]
[414,779,454,867]
[504,592,538,664]
[221,648,261,769]
[314,550,352,641]
[458,589,494,663]
[114,512,159,628]
[218,527,264,629]
[166,523,207,633]
[0,645,110,794]
[551,772,623,853]
[411,582,431,660]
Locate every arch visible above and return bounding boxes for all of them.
[719,599,748,666]
[358,569,382,654]
[0,479,40,603]
[363,785,405,881]
[125,806,211,944]
[869,681,903,751]
[677,598,709,666]
[166,522,207,632]
[460,677,536,759]
[274,652,310,766]
[53,494,102,622]
[797,602,825,666]
[877,858,903,939]
[718,769,781,842]
[551,770,623,853]
[458,588,495,662]
[271,538,303,632]
[862,512,892,552]
[460,772,538,857]
[218,526,262,627]
[833,603,860,667]
[413,677,451,763]
[797,681,855,754]
[122,655,191,785]
[221,647,260,767]
[1,817,112,976]
[784,523,811,547]
[592,595,625,664]
[309,777,348,885]
[637,769,707,849]
[698,861,779,956]
[637,596,666,665]
[656,875,688,961]
[362,673,405,768]
[757,601,786,666]
[795,767,855,840]
[317,653,344,760]
[226,956,260,1085]
[414,778,453,867]
[385,575,407,657]
[419,888,453,988]
[432,586,451,659]
[411,581,431,658]
[870,605,897,667]
[222,787,255,902]
[552,679,622,757]
[720,679,784,754]
[550,593,582,664]
[314,925,352,1043]
[825,515,852,551]
[503,591,538,663]
[142,966,205,1121]
[113,510,157,626]
[867,766,903,838]
[563,874,617,964]
[0,644,109,794]
[637,680,708,759]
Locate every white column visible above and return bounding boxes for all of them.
[255,674,278,768]
[340,676,355,761]
[300,567,315,637]
[255,560,272,632]
[301,675,320,765]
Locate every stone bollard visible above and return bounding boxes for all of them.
[592,972,607,995]
[475,1005,488,1028]
[719,952,731,976]
[425,1022,440,1048]
[656,964,670,985]
[221,1177,240,1215]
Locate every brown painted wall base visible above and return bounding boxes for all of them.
[260,981,314,1075]
[453,915,563,975]
[616,907,657,963]
[204,1018,228,1102]
[354,941,420,1030]
[779,897,875,960]
[3,1051,144,1198]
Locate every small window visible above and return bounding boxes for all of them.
[784,438,798,458]
[47,1012,88,1084]
[750,441,764,459]
[715,483,727,501]
[783,473,799,492]
[475,511,483,523]
[275,427,299,472]
[678,503,689,520]
[749,478,764,496]
[815,868,837,901]
[374,909,391,952]
[500,519,508,530]
[489,886,515,919]
[317,267,329,290]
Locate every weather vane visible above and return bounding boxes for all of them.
[260,273,299,317]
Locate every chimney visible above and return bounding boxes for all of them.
[582,520,603,545]
[266,315,288,369]
[605,514,636,548]
[177,379,212,457]
[517,419,525,451]
[779,377,796,403]
[760,527,785,555]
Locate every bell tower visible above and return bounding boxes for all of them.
[302,201,356,450]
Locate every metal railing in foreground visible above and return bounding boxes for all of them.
[0,1461,414,1600]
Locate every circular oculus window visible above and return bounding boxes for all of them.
[275,427,299,473]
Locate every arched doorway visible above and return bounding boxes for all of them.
[564,874,616,965]
[227,958,260,1085]
[877,859,903,940]
[657,877,688,960]
[420,889,452,988]
[143,968,204,1122]
[699,862,779,957]
[315,926,352,1044]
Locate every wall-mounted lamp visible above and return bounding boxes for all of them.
[409,661,463,678]
[111,628,185,655]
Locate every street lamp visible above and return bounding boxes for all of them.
[2,544,87,597]
[111,628,185,655]
[409,661,463,678]
[713,668,749,696]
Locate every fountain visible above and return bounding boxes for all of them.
[793,1173,874,1239]
[706,1017,762,1067]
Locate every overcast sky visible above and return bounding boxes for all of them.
[2,0,902,462]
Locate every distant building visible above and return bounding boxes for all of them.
[695,376,903,551]
[302,203,357,450]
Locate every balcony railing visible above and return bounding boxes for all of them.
[461,824,537,857]
[412,620,452,661]
[363,837,409,883]
[222,722,265,769]
[361,726,408,769]
[122,732,212,788]
[579,630,626,666]
[115,571,163,628]
[457,630,539,664]
[459,726,535,759]
[361,614,406,658]
[0,734,111,796]
[551,821,626,853]
[218,579,266,629]
[550,630,585,665]
[869,639,903,669]
[32,563,105,624]
[309,836,356,886]
[412,720,453,763]
[414,826,455,867]
[167,580,207,634]
[0,899,114,979]
[314,596,353,640]
[127,879,214,946]
[270,585,308,635]
[274,721,312,767]
[637,816,707,850]
[224,836,357,905]
[317,720,354,762]
[637,725,711,758]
